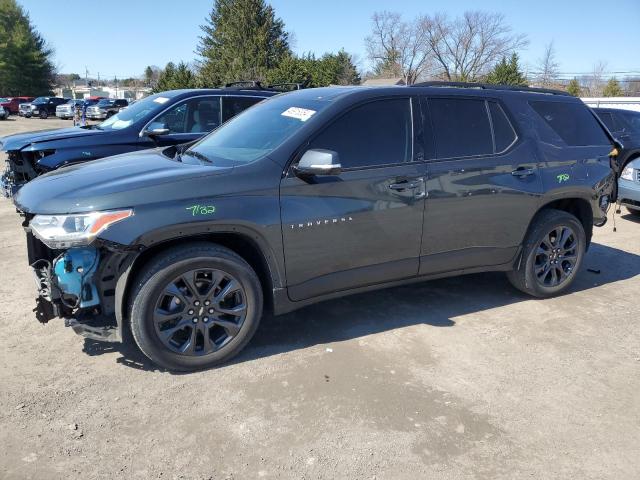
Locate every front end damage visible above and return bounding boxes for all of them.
[25,227,134,342]
[1,147,51,197]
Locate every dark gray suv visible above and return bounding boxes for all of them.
[14,82,618,371]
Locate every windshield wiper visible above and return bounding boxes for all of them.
[182,150,213,164]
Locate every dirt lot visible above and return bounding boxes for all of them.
[1,116,639,479]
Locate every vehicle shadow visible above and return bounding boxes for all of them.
[81,242,640,372]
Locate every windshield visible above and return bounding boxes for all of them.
[97,99,112,107]
[33,97,49,104]
[0,98,8,103]
[95,93,174,131]
[188,95,329,167]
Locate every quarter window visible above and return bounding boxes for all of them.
[488,101,517,152]
[430,98,493,158]
[308,98,413,169]
[530,101,610,146]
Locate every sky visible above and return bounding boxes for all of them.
[18,0,640,80]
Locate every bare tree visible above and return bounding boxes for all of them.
[420,11,528,81]
[589,61,608,96]
[365,11,431,85]
[536,41,559,87]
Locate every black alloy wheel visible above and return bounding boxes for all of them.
[534,226,578,288]
[153,268,247,355]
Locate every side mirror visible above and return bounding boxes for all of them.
[143,121,170,137]
[294,149,341,177]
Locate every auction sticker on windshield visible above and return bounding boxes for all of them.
[281,107,316,122]
[153,97,170,104]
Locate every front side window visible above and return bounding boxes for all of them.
[152,97,221,134]
[308,98,413,169]
[530,101,610,147]
[618,111,640,134]
[430,98,493,158]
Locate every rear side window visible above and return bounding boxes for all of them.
[309,98,413,169]
[430,98,493,158]
[530,101,610,146]
[488,101,517,152]
[222,96,263,122]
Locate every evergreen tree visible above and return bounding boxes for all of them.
[0,0,55,95]
[267,50,360,87]
[153,62,197,93]
[603,78,623,97]
[567,78,581,97]
[485,53,527,86]
[197,0,290,86]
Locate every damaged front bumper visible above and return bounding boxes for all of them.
[26,230,135,343]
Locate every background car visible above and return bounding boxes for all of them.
[1,83,295,196]
[18,102,33,117]
[85,98,129,120]
[593,107,640,172]
[1,96,34,115]
[0,105,7,120]
[55,99,85,119]
[28,96,68,119]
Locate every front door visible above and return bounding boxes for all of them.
[280,97,427,301]
[420,96,543,274]
[142,96,223,148]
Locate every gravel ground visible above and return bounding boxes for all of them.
[1,116,639,479]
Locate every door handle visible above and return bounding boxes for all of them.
[511,167,535,177]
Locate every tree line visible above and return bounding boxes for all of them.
[0,0,634,97]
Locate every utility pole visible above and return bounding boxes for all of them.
[114,76,118,98]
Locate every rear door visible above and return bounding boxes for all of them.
[280,97,427,301]
[420,96,543,274]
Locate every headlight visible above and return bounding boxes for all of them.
[30,105,36,110]
[30,209,133,249]
[620,166,635,181]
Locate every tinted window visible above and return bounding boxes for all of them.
[154,97,221,134]
[488,101,517,152]
[597,112,616,131]
[530,101,610,146]
[618,111,640,134]
[222,96,263,122]
[430,98,493,158]
[308,99,412,169]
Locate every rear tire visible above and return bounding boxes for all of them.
[129,242,263,371]
[507,209,586,298]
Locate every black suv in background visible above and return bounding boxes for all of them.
[85,98,129,120]
[27,96,68,119]
[592,107,640,170]
[14,83,617,371]
[1,85,286,196]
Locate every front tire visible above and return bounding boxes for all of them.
[129,243,263,371]
[507,209,586,298]
[40,110,48,119]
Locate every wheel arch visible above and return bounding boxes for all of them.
[530,197,594,248]
[115,230,282,338]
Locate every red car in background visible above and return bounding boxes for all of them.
[0,96,35,115]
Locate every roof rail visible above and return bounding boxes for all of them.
[223,80,305,92]
[411,81,571,96]
[267,82,304,91]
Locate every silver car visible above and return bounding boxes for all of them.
[0,105,7,120]
[56,99,83,119]
[619,158,640,217]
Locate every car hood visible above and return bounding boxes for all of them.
[1,127,104,151]
[14,149,233,214]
